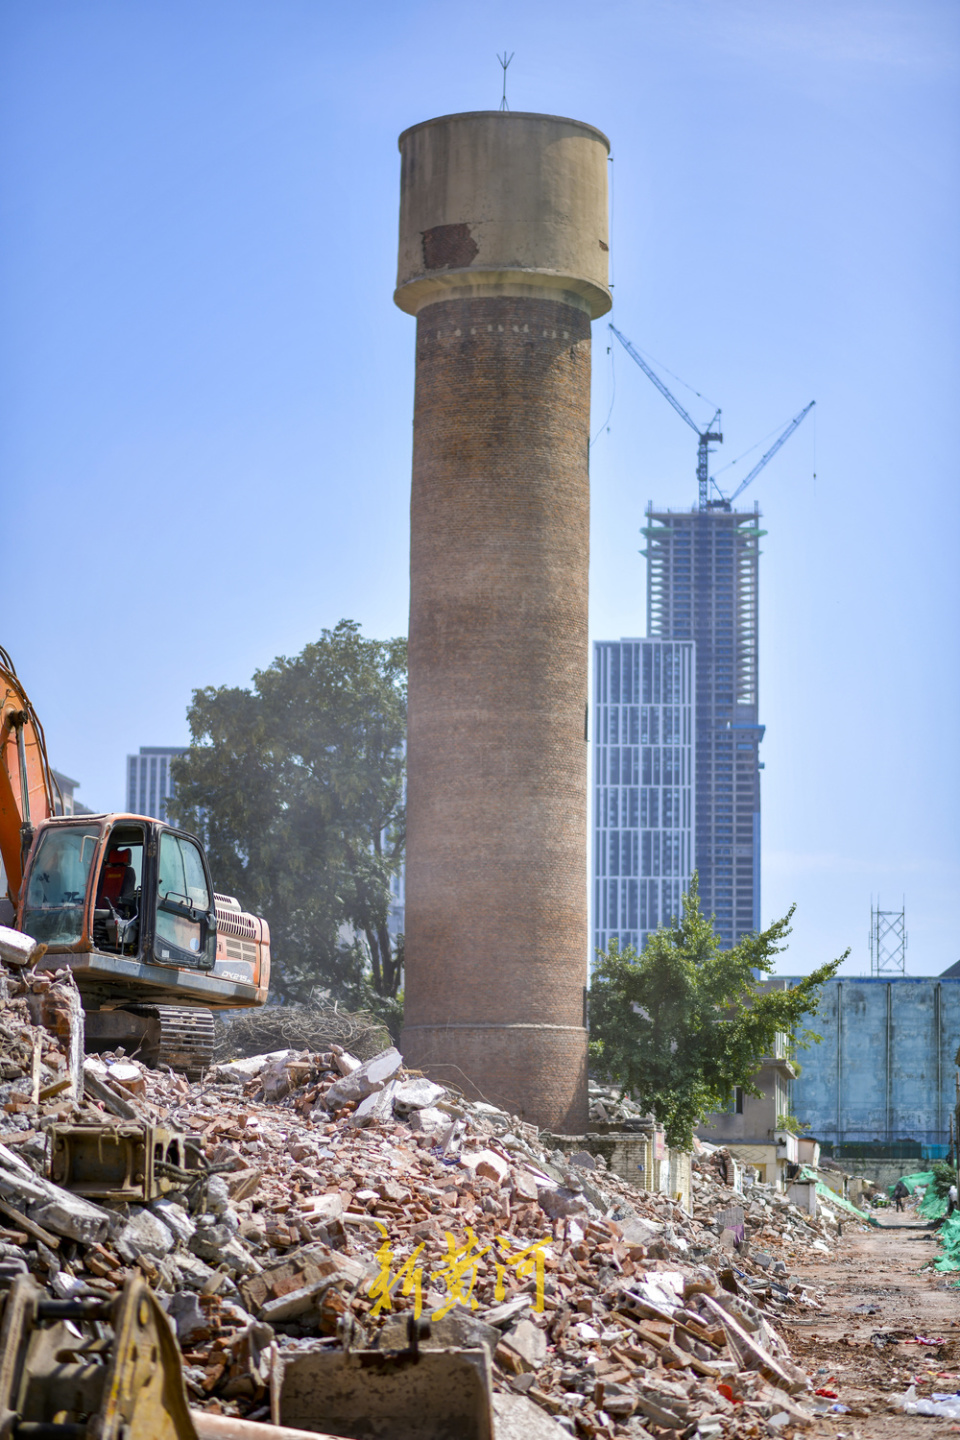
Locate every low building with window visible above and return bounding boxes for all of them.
[51,769,93,816]
[697,1030,799,1189]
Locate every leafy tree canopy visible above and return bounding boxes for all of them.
[589,879,846,1150]
[169,621,406,1014]
[930,1161,956,1201]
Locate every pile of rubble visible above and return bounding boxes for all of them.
[587,1087,649,1127]
[691,1148,843,1260]
[0,966,863,1438]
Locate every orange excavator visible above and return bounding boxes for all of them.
[0,646,269,1076]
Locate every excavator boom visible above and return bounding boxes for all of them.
[0,646,60,903]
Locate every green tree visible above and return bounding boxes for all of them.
[930,1160,955,1201]
[168,621,406,1009]
[589,878,845,1150]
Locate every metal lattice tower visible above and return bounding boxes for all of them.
[869,900,907,976]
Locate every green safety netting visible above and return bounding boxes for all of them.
[933,1213,960,1272]
[816,1182,882,1228]
[888,1170,960,1271]
[797,1167,880,1227]
[890,1171,946,1220]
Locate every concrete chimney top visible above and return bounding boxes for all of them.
[395,110,612,318]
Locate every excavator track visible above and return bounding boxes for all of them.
[84,1002,215,1082]
[111,1004,215,1080]
[154,1005,215,1080]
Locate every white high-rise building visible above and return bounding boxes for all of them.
[388,863,405,945]
[592,638,696,963]
[126,747,187,821]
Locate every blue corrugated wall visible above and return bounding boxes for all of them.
[784,978,960,1148]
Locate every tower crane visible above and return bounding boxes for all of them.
[609,325,722,511]
[609,323,814,511]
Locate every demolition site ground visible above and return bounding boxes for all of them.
[787,1221,960,1438]
[3,963,960,1439]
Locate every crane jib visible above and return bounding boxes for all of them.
[609,323,814,511]
[726,400,816,504]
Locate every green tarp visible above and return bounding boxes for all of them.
[889,1169,960,1271]
[890,1170,943,1214]
[797,1167,880,1227]
[933,1214,960,1273]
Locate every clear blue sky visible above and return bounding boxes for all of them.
[3,1,957,977]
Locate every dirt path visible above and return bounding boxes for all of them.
[780,1217,960,1436]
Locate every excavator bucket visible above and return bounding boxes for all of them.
[275,1320,494,1440]
[0,1273,494,1440]
[0,1273,198,1440]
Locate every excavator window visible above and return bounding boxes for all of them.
[21,824,100,945]
[156,832,211,960]
[93,826,143,954]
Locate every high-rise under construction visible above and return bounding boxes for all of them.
[608,327,811,951]
[642,503,764,949]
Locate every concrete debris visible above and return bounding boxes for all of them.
[107,1061,146,1095]
[588,1087,648,1126]
[213,1051,295,1085]
[461,1148,511,1187]
[537,1184,592,1220]
[0,924,42,968]
[408,1104,450,1136]
[500,1315,548,1370]
[205,1175,233,1214]
[330,1045,362,1076]
[0,968,865,1437]
[166,1288,211,1344]
[393,1076,447,1111]
[352,1078,397,1127]
[116,1206,177,1262]
[81,1060,141,1120]
[152,1198,197,1244]
[323,1045,402,1111]
[493,1390,572,1438]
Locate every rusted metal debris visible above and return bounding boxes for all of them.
[49,1122,202,1202]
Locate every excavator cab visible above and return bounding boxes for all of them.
[17,814,269,1075]
[94,838,140,952]
[20,817,219,975]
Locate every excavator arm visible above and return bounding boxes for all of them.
[0,646,59,901]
